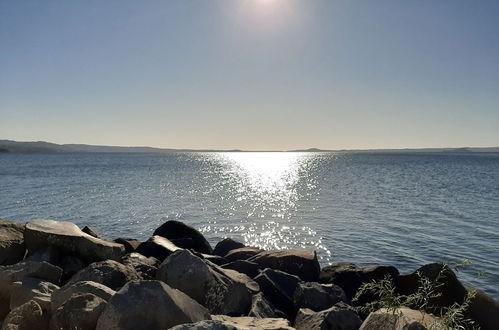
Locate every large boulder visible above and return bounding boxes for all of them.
[1,300,48,330]
[24,220,124,262]
[320,263,399,300]
[248,250,320,282]
[294,303,362,330]
[120,252,159,280]
[153,220,213,254]
[156,249,253,315]
[96,280,211,330]
[225,247,264,262]
[113,238,140,254]
[24,247,85,283]
[136,235,181,262]
[82,226,101,239]
[249,292,286,319]
[0,220,26,266]
[66,260,141,291]
[221,260,261,279]
[211,315,294,330]
[359,307,442,330]
[213,238,245,257]
[467,289,499,330]
[50,293,107,330]
[51,280,115,312]
[9,277,59,311]
[293,282,347,312]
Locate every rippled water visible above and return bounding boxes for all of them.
[1,152,498,298]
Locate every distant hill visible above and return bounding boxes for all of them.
[0,140,498,153]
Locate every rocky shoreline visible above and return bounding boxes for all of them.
[0,218,498,330]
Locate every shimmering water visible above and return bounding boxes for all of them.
[1,152,498,298]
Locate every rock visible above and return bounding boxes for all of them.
[249,292,286,319]
[213,238,245,257]
[113,238,140,253]
[120,252,159,280]
[168,320,238,330]
[51,280,115,312]
[293,282,347,312]
[254,268,301,320]
[0,219,26,266]
[248,250,320,282]
[468,289,499,330]
[136,235,182,262]
[1,300,48,330]
[219,267,260,293]
[212,315,294,330]
[170,237,195,249]
[198,253,228,266]
[25,247,62,265]
[96,280,211,330]
[10,277,59,311]
[359,307,442,330]
[320,263,399,300]
[225,247,264,262]
[294,303,362,330]
[156,249,252,315]
[50,293,107,330]
[24,220,124,262]
[60,255,85,282]
[82,226,101,239]
[153,220,213,254]
[221,260,261,278]
[66,260,141,291]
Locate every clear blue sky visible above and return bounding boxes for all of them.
[1,0,498,150]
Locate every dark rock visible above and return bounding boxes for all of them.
[254,268,301,320]
[66,260,141,291]
[113,238,140,253]
[295,303,362,330]
[95,280,211,330]
[50,293,107,330]
[153,220,213,254]
[466,289,499,330]
[51,280,115,312]
[119,252,159,280]
[199,253,228,266]
[213,238,245,257]
[248,292,286,319]
[60,255,85,283]
[359,307,442,330]
[221,260,261,279]
[2,300,48,330]
[24,220,124,263]
[170,237,195,249]
[293,282,347,312]
[156,249,253,315]
[10,277,59,311]
[211,315,294,330]
[320,263,399,300]
[225,247,264,262]
[25,247,62,266]
[135,235,181,262]
[82,226,101,239]
[0,219,26,266]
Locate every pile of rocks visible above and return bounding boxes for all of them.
[0,218,497,330]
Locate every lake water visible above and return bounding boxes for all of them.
[1,152,498,299]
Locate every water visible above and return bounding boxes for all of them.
[1,152,498,299]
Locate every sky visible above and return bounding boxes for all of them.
[1,0,499,151]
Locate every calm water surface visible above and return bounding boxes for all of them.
[1,152,498,298]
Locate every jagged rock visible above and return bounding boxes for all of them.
[156,249,252,315]
[113,238,140,253]
[219,267,260,293]
[51,280,115,312]
[198,253,227,266]
[225,247,264,262]
[10,277,59,311]
[294,303,362,330]
[168,320,238,330]
[248,250,320,282]
[212,315,294,330]
[320,263,399,300]
[66,260,141,291]
[1,300,48,330]
[359,307,442,330]
[221,260,261,278]
[120,252,159,280]
[467,289,499,330]
[24,220,124,262]
[249,292,286,319]
[293,282,347,312]
[0,219,26,266]
[60,255,85,282]
[25,247,62,265]
[254,268,301,320]
[213,238,245,257]
[153,220,213,254]
[96,280,211,330]
[50,293,107,330]
[136,235,181,261]
[82,226,101,239]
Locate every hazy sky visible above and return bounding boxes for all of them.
[1,0,498,150]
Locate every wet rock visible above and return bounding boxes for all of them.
[96,280,211,330]
[225,247,264,262]
[113,238,140,254]
[66,260,141,291]
[293,282,347,312]
[213,238,245,257]
[120,252,159,280]
[50,293,107,330]
[0,219,26,266]
[359,307,442,330]
[249,292,286,319]
[294,303,362,330]
[24,220,124,262]
[467,289,499,330]
[211,315,294,330]
[1,300,48,330]
[136,235,181,262]
[82,226,101,239]
[156,249,252,315]
[153,220,213,254]
[51,280,115,312]
[9,277,59,311]
[221,260,261,278]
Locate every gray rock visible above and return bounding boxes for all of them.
[1,300,48,330]
[249,292,286,319]
[153,220,213,254]
[213,238,245,257]
[168,320,238,330]
[66,260,141,291]
[60,255,85,282]
[120,252,159,280]
[293,282,347,312]
[10,277,59,311]
[51,280,115,312]
[468,289,499,330]
[96,280,211,330]
[82,226,101,238]
[156,249,252,315]
[221,260,261,278]
[24,220,124,262]
[225,247,263,262]
[136,235,182,262]
[359,307,442,330]
[294,303,362,330]
[25,247,62,265]
[0,220,26,266]
[212,315,294,330]
[114,238,140,253]
[50,293,107,330]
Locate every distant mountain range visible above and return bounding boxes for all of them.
[1,140,498,154]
